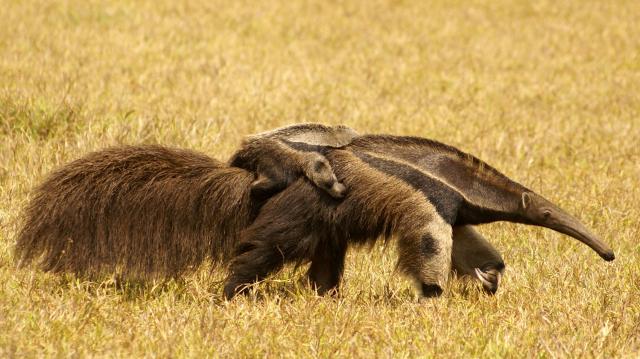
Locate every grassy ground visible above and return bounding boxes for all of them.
[1,0,639,357]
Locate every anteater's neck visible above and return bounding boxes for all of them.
[455,186,526,225]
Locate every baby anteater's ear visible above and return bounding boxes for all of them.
[303,153,347,199]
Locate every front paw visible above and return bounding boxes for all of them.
[474,267,502,295]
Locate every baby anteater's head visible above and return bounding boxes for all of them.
[304,153,346,198]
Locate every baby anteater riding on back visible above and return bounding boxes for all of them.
[228,124,358,199]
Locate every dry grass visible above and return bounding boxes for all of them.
[1,0,639,357]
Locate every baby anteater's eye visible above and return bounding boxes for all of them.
[321,179,336,189]
[314,160,328,172]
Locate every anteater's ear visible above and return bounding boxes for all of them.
[521,192,532,210]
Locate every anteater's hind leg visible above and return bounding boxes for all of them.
[223,222,317,300]
[306,240,347,295]
[396,220,453,298]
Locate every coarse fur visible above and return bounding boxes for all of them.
[229,124,359,198]
[14,145,256,278]
[247,123,359,147]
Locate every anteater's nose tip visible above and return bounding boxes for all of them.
[601,251,615,261]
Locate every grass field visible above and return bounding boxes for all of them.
[1,0,639,357]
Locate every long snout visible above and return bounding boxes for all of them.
[546,212,615,261]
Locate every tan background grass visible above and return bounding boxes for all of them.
[1,0,639,357]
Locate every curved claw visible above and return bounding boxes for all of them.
[474,268,501,295]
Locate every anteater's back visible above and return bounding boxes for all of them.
[15,145,255,278]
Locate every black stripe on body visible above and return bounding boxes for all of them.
[284,137,524,225]
[353,152,462,225]
[350,135,529,192]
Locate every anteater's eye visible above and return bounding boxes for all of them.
[543,210,551,219]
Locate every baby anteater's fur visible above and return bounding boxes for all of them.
[229,136,345,199]
[229,124,359,199]
[15,145,257,278]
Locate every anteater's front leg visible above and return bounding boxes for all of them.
[396,222,453,298]
[451,225,505,294]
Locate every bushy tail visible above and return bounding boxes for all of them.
[14,145,255,279]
